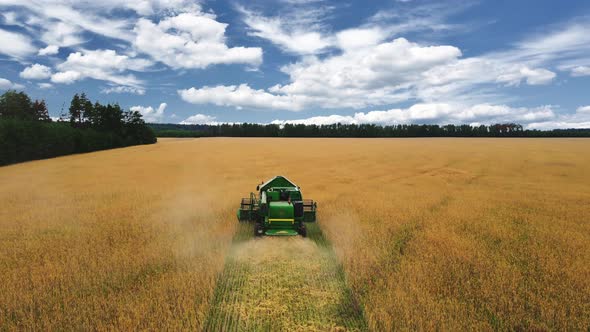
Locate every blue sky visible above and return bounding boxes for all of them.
[1,0,590,128]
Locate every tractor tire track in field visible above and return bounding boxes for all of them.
[204,222,367,331]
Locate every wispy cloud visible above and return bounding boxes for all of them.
[237,3,334,55]
[367,0,475,37]
[0,0,262,86]
[0,28,36,59]
[101,85,146,95]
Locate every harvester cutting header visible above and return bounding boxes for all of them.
[238,176,317,237]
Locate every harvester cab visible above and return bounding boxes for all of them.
[237,176,317,237]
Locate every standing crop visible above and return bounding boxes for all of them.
[1,138,588,330]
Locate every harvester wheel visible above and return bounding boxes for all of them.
[254,223,264,237]
[299,224,307,238]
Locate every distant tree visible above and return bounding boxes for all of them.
[123,109,156,144]
[0,90,35,120]
[79,93,95,125]
[150,121,590,138]
[1,91,156,166]
[124,109,144,126]
[32,99,51,122]
[95,102,124,133]
[92,101,102,127]
[69,93,82,125]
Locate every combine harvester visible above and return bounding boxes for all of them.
[238,176,317,237]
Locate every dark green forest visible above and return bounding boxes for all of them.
[0,91,156,166]
[150,122,590,138]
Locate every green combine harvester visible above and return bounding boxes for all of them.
[237,176,317,237]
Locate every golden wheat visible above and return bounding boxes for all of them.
[1,138,589,330]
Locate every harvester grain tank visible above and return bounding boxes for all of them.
[237,176,317,237]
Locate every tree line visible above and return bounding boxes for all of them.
[0,90,156,166]
[150,122,590,138]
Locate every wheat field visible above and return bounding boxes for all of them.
[1,138,589,330]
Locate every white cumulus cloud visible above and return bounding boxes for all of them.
[51,70,81,84]
[130,103,167,123]
[180,38,461,111]
[526,106,590,130]
[180,34,559,113]
[179,84,307,111]
[20,64,52,80]
[51,49,151,87]
[133,12,262,69]
[335,28,387,50]
[271,103,556,127]
[0,77,25,90]
[180,113,218,125]
[178,18,590,115]
[38,45,59,56]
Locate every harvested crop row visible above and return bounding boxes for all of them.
[205,222,366,331]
